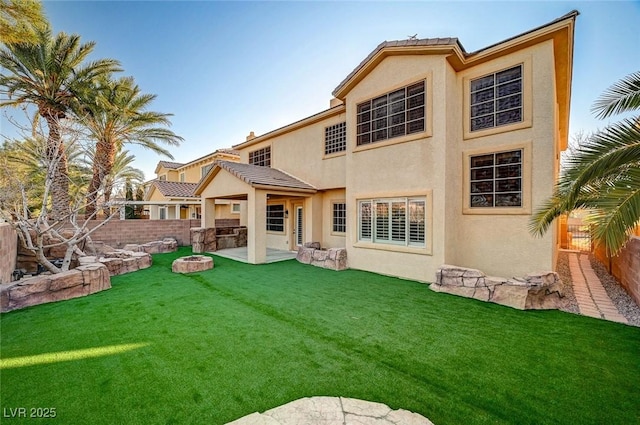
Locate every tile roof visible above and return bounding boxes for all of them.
[214,148,240,156]
[333,37,462,97]
[153,181,199,198]
[216,161,316,192]
[157,161,184,170]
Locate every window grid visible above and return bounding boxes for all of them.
[325,122,346,155]
[357,80,426,146]
[249,147,271,167]
[201,164,213,178]
[179,173,185,182]
[470,65,522,131]
[266,204,284,232]
[358,198,425,246]
[332,202,346,233]
[470,149,523,208]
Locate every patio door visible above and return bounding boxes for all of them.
[293,204,303,248]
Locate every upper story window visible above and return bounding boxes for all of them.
[158,175,167,181]
[201,164,213,178]
[325,122,346,155]
[469,149,522,208]
[357,80,425,146]
[249,147,271,167]
[179,172,185,182]
[470,65,522,132]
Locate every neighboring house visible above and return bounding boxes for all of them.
[195,11,578,281]
[145,148,240,220]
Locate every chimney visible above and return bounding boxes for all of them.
[329,98,344,108]
[246,131,256,141]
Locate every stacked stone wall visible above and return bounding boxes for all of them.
[191,227,247,253]
[296,243,347,271]
[430,265,566,310]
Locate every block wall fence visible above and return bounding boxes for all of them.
[595,235,640,306]
[0,223,18,284]
[77,219,240,248]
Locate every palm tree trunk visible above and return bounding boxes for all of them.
[86,138,116,219]
[43,112,70,222]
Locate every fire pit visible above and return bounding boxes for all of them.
[171,255,214,274]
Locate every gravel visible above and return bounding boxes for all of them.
[589,254,640,327]
[555,251,640,327]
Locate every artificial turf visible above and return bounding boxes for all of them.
[1,247,639,424]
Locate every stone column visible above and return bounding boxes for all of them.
[247,188,267,264]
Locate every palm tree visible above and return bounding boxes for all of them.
[0,24,120,220]
[79,76,182,218]
[0,0,47,44]
[530,71,640,255]
[79,145,145,216]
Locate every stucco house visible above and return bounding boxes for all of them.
[145,148,239,220]
[194,11,578,281]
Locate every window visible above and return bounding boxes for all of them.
[159,206,167,220]
[266,204,284,232]
[201,164,213,178]
[179,172,185,182]
[470,65,522,132]
[332,202,346,233]
[231,203,241,214]
[358,198,426,246]
[470,149,522,208]
[249,147,271,167]
[357,81,425,146]
[158,175,166,181]
[325,122,346,155]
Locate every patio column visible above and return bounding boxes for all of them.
[202,197,216,228]
[247,188,267,264]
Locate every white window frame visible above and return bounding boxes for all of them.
[231,203,241,214]
[201,164,213,178]
[357,197,427,248]
[332,202,346,234]
[179,172,185,182]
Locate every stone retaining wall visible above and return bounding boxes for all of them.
[296,243,347,271]
[430,265,566,310]
[191,227,247,253]
[1,263,111,313]
[0,223,17,284]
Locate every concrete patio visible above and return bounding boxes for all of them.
[212,247,297,264]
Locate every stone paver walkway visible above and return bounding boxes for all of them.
[568,252,628,324]
[226,397,433,425]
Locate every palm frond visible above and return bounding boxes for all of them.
[592,71,640,119]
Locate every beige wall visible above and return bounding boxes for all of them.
[344,55,446,282]
[450,41,557,277]
[321,189,346,249]
[239,112,347,190]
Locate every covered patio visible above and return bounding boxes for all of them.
[195,160,320,264]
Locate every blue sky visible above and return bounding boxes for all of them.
[3,1,640,180]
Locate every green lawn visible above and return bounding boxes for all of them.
[1,247,639,424]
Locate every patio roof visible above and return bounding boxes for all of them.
[196,161,317,195]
